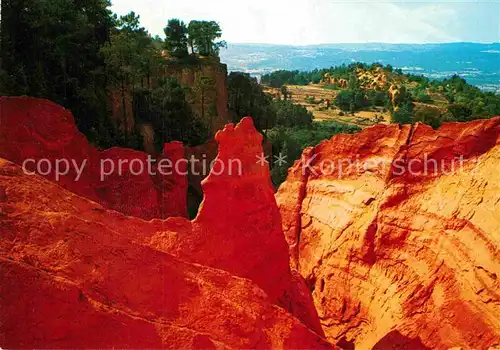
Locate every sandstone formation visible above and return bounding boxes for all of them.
[388,84,406,108]
[321,72,335,85]
[321,73,347,89]
[3,94,499,349]
[356,66,389,90]
[0,97,187,219]
[0,98,328,348]
[146,117,324,335]
[0,159,331,349]
[276,118,500,349]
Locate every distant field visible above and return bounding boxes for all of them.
[265,84,391,128]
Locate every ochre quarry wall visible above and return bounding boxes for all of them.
[0,159,332,349]
[0,97,187,219]
[276,118,500,349]
[3,96,499,349]
[0,97,328,348]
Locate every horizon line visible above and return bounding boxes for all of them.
[222,41,500,47]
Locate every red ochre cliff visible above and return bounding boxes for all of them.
[1,96,499,349]
[277,118,500,349]
[0,97,187,220]
[0,97,328,348]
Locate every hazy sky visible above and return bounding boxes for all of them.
[110,0,500,45]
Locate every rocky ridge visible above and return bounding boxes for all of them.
[276,118,500,349]
[1,96,499,349]
[0,97,187,220]
[0,97,328,348]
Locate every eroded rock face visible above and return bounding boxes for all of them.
[0,99,327,347]
[276,118,500,349]
[0,97,187,219]
[147,117,324,335]
[0,159,331,349]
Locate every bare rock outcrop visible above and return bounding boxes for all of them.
[148,117,325,335]
[276,118,500,349]
[320,73,347,88]
[0,98,328,347]
[0,97,187,219]
[0,159,331,349]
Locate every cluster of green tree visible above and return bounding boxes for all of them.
[392,102,446,129]
[227,72,340,187]
[268,121,361,188]
[99,11,164,148]
[259,70,317,87]
[391,96,415,125]
[436,75,500,118]
[261,63,499,127]
[227,72,276,131]
[392,74,500,128]
[1,0,116,145]
[260,62,396,88]
[164,19,226,59]
[274,100,313,127]
[133,78,208,150]
[227,72,313,131]
[407,74,431,85]
[411,88,432,103]
[334,74,391,113]
[0,0,226,150]
[335,89,367,112]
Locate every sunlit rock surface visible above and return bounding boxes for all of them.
[277,118,500,349]
[0,99,328,348]
[0,97,187,219]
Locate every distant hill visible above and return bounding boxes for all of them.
[220,42,500,92]
[258,62,500,131]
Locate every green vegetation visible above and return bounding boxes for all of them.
[2,0,498,194]
[436,75,500,118]
[133,78,208,149]
[163,19,225,59]
[0,0,226,150]
[227,72,314,131]
[447,103,473,122]
[261,62,389,87]
[164,19,189,58]
[1,0,115,144]
[187,21,227,56]
[280,85,290,101]
[227,72,276,132]
[275,101,313,128]
[335,90,368,112]
[228,71,357,188]
[261,63,499,129]
[366,90,391,107]
[391,105,413,125]
[392,74,500,128]
[260,70,317,87]
[305,96,314,104]
[268,121,361,188]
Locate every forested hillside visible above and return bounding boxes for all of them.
[0,0,227,150]
[261,62,500,127]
